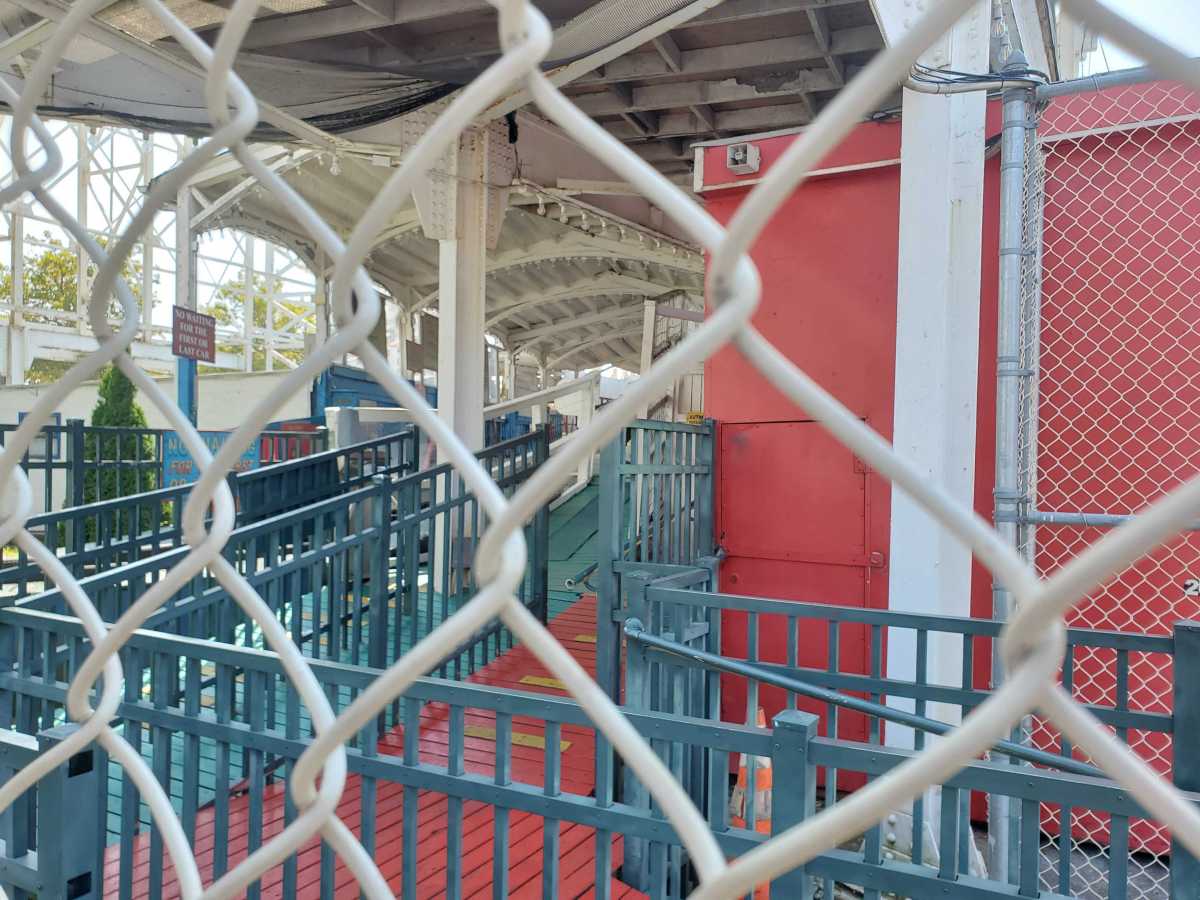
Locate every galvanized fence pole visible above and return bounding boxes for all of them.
[1172,620,1200,898]
[770,709,819,899]
[991,54,1037,884]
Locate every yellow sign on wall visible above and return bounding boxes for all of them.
[686,411,705,425]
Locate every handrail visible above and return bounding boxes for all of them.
[623,617,1104,779]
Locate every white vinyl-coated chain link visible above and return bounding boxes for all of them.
[0,0,1198,897]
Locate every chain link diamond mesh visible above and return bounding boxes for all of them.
[1,0,1200,897]
[1019,73,1200,900]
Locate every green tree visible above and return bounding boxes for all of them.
[83,365,157,535]
[201,273,310,372]
[0,235,143,384]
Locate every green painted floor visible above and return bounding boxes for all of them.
[104,479,602,841]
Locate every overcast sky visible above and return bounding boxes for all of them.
[1082,1,1200,74]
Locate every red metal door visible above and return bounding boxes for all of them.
[718,420,877,750]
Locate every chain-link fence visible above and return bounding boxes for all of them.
[1015,74,1200,900]
[3,0,1200,898]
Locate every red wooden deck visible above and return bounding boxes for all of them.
[104,596,645,899]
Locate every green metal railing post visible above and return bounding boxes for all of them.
[36,724,102,900]
[620,573,652,890]
[1173,620,1200,898]
[369,474,390,669]
[596,430,624,703]
[65,419,86,556]
[771,709,819,899]
[697,419,716,556]
[533,428,550,623]
[66,419,85,510]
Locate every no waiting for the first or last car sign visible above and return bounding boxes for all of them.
[172,306,216,363]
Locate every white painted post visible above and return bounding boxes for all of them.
[76,125,89,336]
[576,377,596,485]
[880,0,994,878]
[532,358,549,428]
[141,132,155,337]
[264,242,275,371]
[503,347,516,401]
[636,298,656,419]
[314,249,329,345]
[174,186,199,423]
[5,210,26,384]
[436,131,488,454]
[884,0,989,737]
[243,234,255,372]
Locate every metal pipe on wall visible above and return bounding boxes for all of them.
[990,52,1037,885]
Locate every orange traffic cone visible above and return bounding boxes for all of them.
[729,708,772,898]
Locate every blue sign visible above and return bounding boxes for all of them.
[162,430,260,488]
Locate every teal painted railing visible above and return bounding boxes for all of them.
[0,429,417,601]
[9,430,547,678]
[619,570,1185,899]
[596,419,715,705]
[1,601,1193,899]
[0,420,328,519]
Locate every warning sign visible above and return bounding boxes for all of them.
[172,306,216,363]
[686,411,705,425]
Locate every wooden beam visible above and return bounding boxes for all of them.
[606,102,812,140]
[807,6,846,85]
[239,0,482,49]
[575,70,839,116]
[574,28,881,86]
[651,34,683,73]
[347,0,394,19]
[680,0,864,29]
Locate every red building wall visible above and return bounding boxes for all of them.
[698,112,1002,732]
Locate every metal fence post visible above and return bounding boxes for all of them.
[36,724,101,900]
[596,429,624,704]
[66,417,85,513]
[532,429,550,623]
[369,474,391,669]
[1172,620,1200,898]
[991,54,1038,884]
[697,419,716,557]
[620,573,652,890]
[770,709,819,899]
[63,419,86,553]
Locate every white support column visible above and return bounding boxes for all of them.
[503,347,516,401]
[174,186,199,423]
[636,298,656,418]
[576,376,596,484]
[5,209,26,384]
[75,125,89,335]
[532,358,549,428]
[878,1,991,876]
[140,132,155,338]
[314,250,329,345]
[436,130,490,453]
[885,0,990,732]
[264,242,276,371]
[243,235,255,371]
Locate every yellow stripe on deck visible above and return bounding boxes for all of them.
[574,634,597,644]
[519,674,566,690]
[464,724,571,752]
